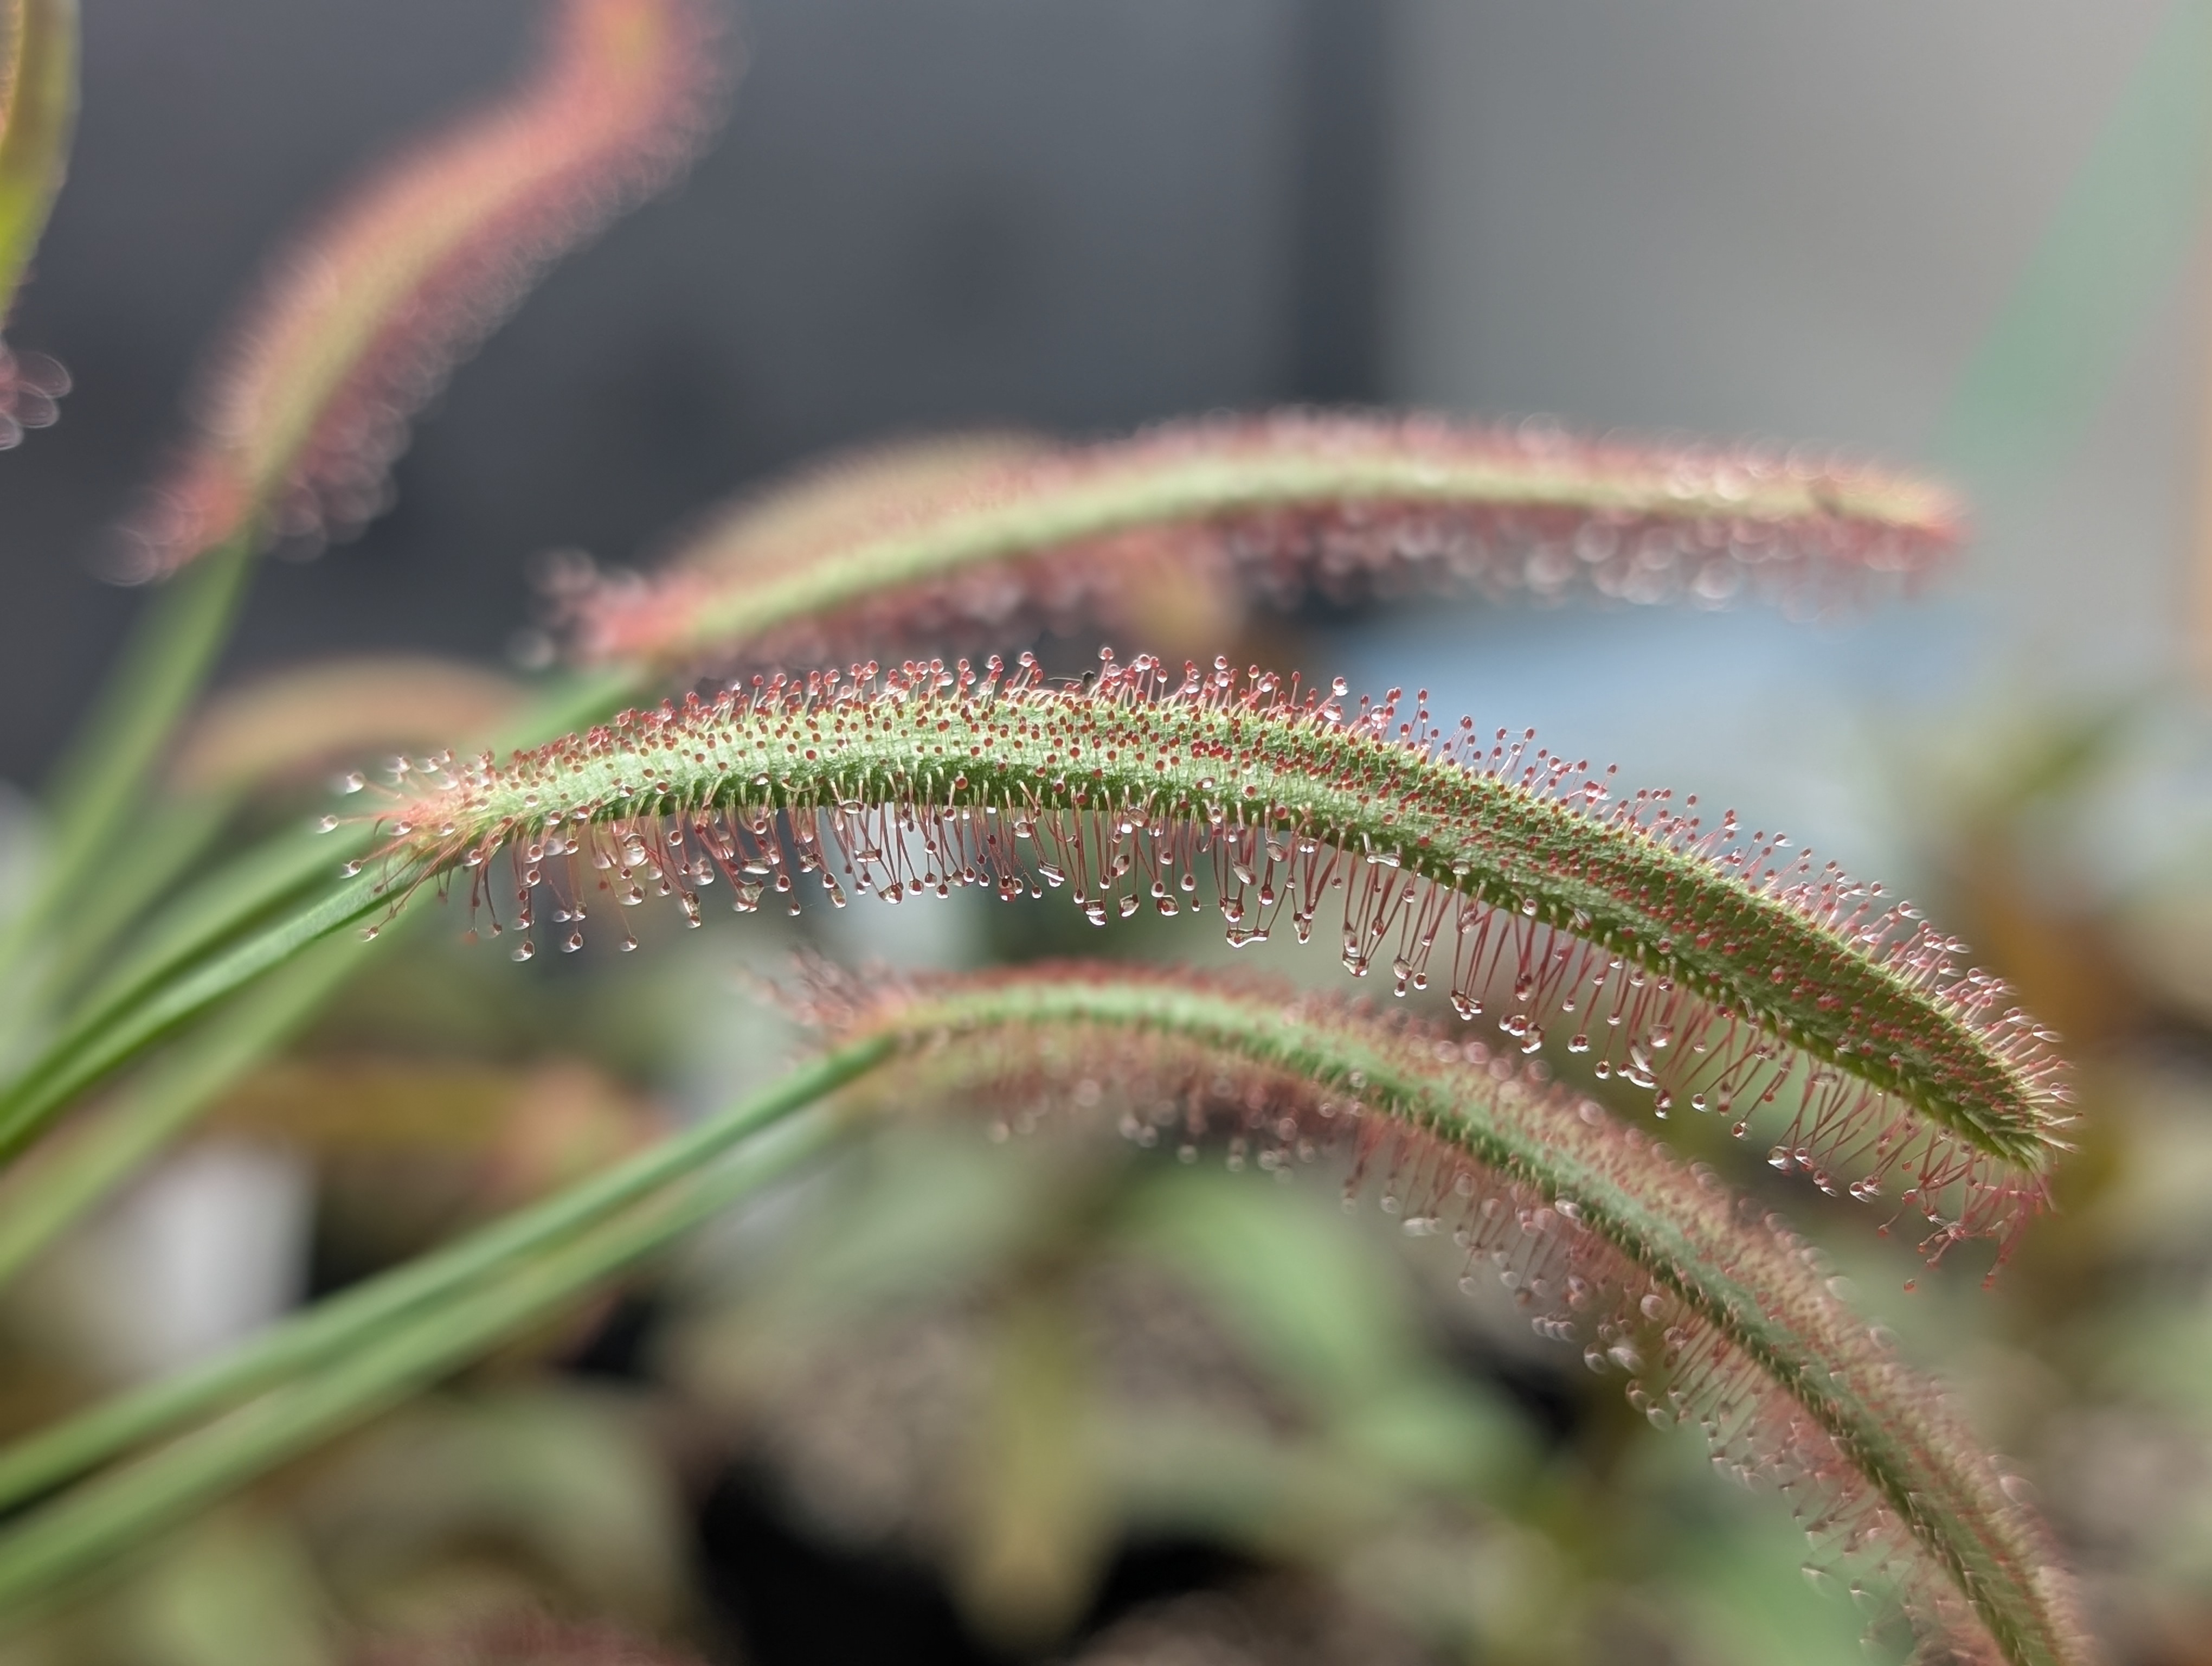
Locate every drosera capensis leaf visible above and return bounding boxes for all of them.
[0,962,2090,1664]
[0,640,2069,1257]
[807,962,2092,1666]
[361,650,2069,1259]
[0,0,75,447]
[116,0,727,580]
[567,411,1965,674]
[0,642,2069,1253]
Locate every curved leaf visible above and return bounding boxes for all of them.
[0,965,2089,1664]
[570,413,1964,672]
[822,964,2090,1666]
[356,653,2067,1252]
[119,0,727,578]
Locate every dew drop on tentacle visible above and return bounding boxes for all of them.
[371,652,2066,1258]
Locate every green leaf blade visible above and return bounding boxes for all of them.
[0,0,76,324]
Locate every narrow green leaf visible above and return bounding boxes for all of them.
[0,541,255,1022]
[0,1106,843,1625]
[0,0,76,322]
[0,932,359,1287]
[0,869,387,1163]
[0,665,635,1184]
[0,966,2089,1663]
[38,791,237,1002]
[52,665,632,1053]
[0,1035,891,1509]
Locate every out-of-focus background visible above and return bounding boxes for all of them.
[7,0,2205,771]
[6,3,2212,1663]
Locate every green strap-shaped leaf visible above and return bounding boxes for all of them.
[0,1102,845,1625]
[0,0,76,324]
[0,965,2088,1663]
[0,1036,891,1516]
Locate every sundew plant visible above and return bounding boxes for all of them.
[0,5,2102,1663]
